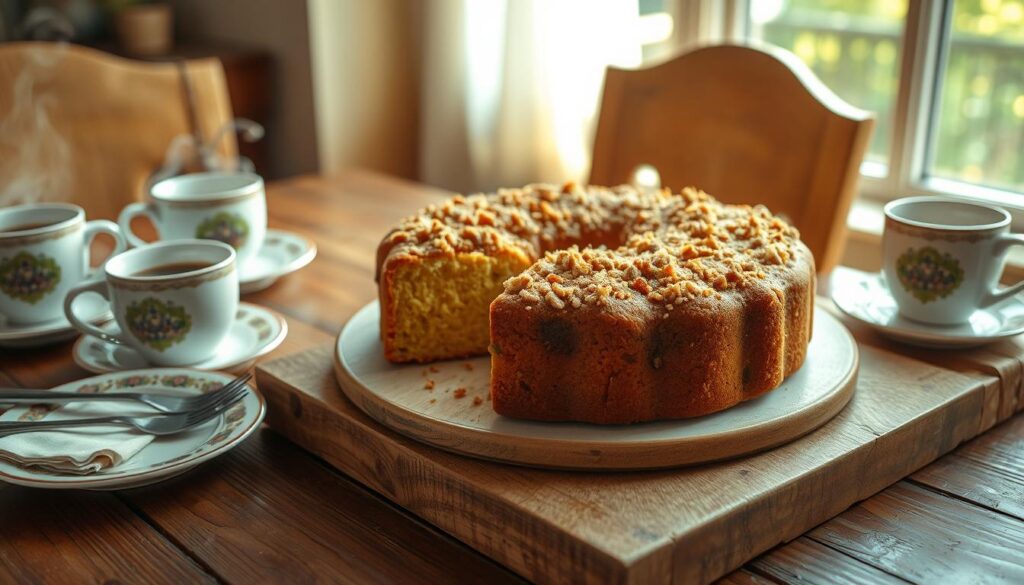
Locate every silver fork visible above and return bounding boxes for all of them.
[0,383,250,437]
[0,373,252,413]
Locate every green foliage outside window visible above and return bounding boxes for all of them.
[935,0,1024,191]
[755,0,1024,192]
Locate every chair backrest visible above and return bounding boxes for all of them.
[590,43,874,273]
[0,42,236,220]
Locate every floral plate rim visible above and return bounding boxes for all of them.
[830,270,1024,346]
[238,229,317,287]
[71,302,288,374]
[0,368,265,489]
[0,294,113,341]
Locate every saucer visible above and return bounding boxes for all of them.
[0,293,113,349]
[73,302,288,374]
[239,229,317,293]
[0,369,265,490]
[830,270,1024,348]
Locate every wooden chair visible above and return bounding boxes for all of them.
[590,43,875,273]
[0,42,236,220]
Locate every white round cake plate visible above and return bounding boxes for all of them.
[0,369,266,490]
[831,270,1024,349]
[239,229,317,294]
[73,303,288,374]
[334,301,859,470]
[0,294,112,349]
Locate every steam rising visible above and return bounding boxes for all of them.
[0,43,71,206]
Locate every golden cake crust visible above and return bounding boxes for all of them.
[376,182,814,423]
[375,183,665,362]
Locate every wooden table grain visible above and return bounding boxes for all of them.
[1,171,1022,584]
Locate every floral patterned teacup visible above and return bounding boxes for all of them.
[882,196,1024,325]
[0,203,125,325]
[64,240,239,366]
[118,172,267,269]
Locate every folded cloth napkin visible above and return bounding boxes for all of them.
[0,400,155,475]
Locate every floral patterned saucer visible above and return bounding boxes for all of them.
[239,229,317,294]
[0,292,113,349]
[831,270,1024,348]
[0,368,265,490]
[73,303,288,374]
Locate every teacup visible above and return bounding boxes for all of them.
[118,172,267,268]
[0,203,126,325]
[882,196,1024,325]
[64,239,239,366]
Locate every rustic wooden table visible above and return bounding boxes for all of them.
[1,171,1021,584]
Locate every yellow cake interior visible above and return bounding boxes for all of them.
[387,252,529,361]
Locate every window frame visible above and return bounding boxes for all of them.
[662,0,1024,227]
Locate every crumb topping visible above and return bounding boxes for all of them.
[382,182,667,262]
[503,188,801,310]
[382,182,803,312]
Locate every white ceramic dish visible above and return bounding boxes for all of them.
[239,229,316,294]
[831,269,1024,348]
[120,172,267,268]
[0,368,265,490]
[0,294,112,349]
[73,302,287,374]
[65,239,240,367]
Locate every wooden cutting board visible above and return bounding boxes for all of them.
[256,297,1017,584]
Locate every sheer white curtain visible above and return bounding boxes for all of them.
[420,0,642,193]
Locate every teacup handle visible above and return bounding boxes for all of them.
[117,202,161,248]
[982,234,1024,307]
[63,279,130,346]
[82,220,126,279]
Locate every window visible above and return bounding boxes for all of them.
[747,0,908,174]
[639,0,677,62]
[644,0,1024,217]
[930,0,1024,193]
[743,0,1024,211]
